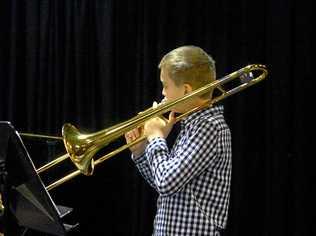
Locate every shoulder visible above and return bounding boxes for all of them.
[193,111,228,134]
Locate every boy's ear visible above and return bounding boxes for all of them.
[183,83,193,94]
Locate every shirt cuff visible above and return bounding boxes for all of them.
[131,152,147,165]
[145,137,169,163]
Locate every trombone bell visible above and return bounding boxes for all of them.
[62,123,96,176]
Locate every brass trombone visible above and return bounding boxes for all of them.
[21,64,268,191]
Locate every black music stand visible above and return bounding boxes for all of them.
[0,121,79,236]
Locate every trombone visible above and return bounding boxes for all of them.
[20,64,268,191]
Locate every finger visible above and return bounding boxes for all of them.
[159,115,168,123]
[124,132,131,139]
[124,133,132,143]
[153,101,158,108]
[138,126,144,134]
[168,111,176,124]
[127,130,137,139]
[131,129,139,138]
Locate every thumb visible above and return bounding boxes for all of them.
[168,111,176,124]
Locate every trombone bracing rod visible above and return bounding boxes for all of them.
[20,133,63,140]
[43,64,268,190]
[19,133,68,173]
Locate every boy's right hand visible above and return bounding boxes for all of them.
[124,127,147,158]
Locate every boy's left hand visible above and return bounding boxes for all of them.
[144,102,176,141]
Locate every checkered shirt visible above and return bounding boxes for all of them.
[133,105,232,236]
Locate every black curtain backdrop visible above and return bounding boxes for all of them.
[0,0,314,235]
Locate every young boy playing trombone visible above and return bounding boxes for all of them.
[125,45,232,236]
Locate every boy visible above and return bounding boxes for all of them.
[125,45,232,236]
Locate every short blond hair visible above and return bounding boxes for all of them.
[158,45,216,90]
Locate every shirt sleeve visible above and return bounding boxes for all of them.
[145,119,219,196]
[132,153,157,189]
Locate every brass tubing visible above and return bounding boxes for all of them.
[62,64,267,175]
[37,153,69,174]
[46,169,81,191]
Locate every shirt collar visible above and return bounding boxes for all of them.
[180,105,224,127]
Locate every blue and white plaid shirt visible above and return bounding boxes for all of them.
[133,105,232,236]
